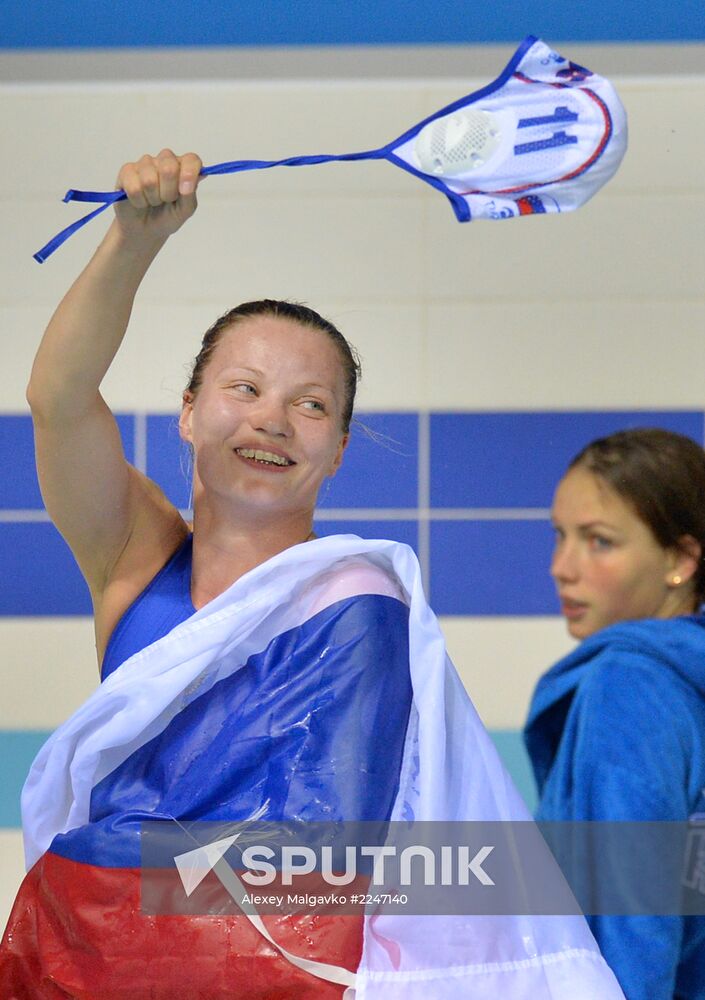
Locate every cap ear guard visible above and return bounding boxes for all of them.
[414,108,503,177]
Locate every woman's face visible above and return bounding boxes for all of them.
[179,316,349,518]
[550,466,685,639]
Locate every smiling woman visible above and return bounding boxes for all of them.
[3,148,404,997]
[177,309,354,606]
[1,150,628,1000]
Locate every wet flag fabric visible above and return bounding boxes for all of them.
[1,536,626,998]
[33,36,627,262]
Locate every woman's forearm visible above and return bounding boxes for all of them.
[26,222,167,420]
[27,149,202,421]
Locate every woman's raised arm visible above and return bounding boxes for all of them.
[26,150,202,598]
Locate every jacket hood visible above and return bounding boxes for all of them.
[524,615,705,792]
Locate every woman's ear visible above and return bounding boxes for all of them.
[179,391,194,443]
[669,534,701,587]
[328,433,349,476]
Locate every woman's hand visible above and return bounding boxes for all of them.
[113,149,203,242]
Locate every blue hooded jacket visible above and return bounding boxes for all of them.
[524,615,705,1000]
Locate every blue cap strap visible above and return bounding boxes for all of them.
[33,148,386,263]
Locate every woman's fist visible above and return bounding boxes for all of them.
[113,149,203,239]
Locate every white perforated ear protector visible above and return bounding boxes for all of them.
[414,108,502,176]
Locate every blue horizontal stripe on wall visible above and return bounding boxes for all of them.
[147,412,418,511]
[2,409,704,615]
[0,523,91,615]
[431,411,705,509]
[0,728,537,826]
[146,415,191,510]
[324,413,418,509]
[0,417,44,510]
[1,0,703,48]
[0,518,418,617]
[430,519,557,615]
[0,414,135,510]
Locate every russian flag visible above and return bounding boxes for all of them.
[1,537,627,998]
[1,548,411,997]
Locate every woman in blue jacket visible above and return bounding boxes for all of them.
[525,427,705,1000]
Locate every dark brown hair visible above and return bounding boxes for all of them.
[186,300,361,433]
[569,428,705,603]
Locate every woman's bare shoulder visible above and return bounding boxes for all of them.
[306,552,408,617]
[93,467,190,661]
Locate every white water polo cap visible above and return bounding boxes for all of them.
[35,36,627,261]
[392,36,628,219]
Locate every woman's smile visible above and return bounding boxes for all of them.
[233,445,295,469]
